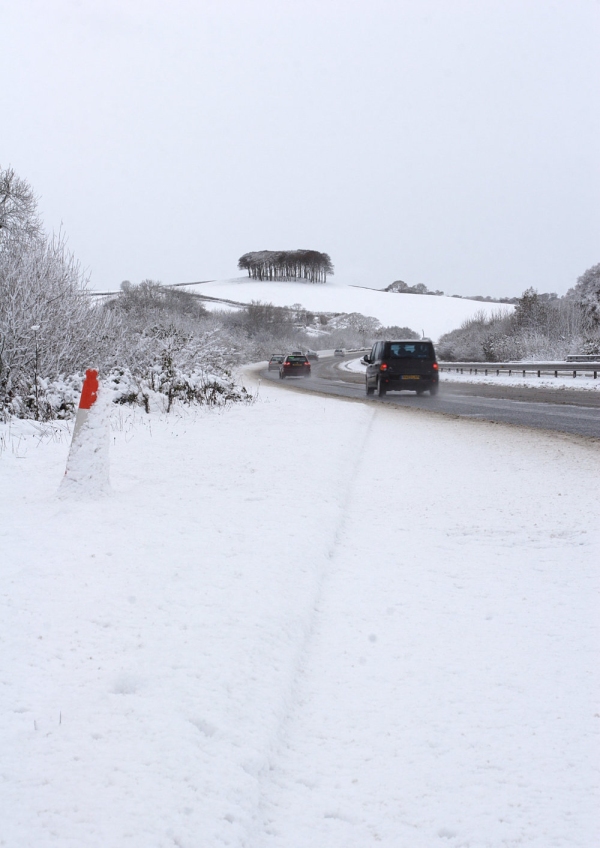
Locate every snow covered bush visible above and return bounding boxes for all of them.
[2,373,84,421]
[437,281,599,362]
[570,263,600,328]
[2,365,252,422]
[107,367,251,414]
[0,167,112,419]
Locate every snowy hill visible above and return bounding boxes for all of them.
[184,277,513,341]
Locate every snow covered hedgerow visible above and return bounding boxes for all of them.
[437,288,596,362]
[2,367,251,422]
[1,373,84,422]
[107,368,252,414]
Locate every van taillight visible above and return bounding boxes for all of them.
[380,363,388,371]
[433,363,438,370]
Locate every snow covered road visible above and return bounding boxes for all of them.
[1,379,598,847]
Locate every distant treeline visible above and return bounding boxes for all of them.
[238,249,334,283]
[437,273,600,362]
[385,280,518,304]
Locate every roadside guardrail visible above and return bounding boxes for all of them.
[439,361,600,379]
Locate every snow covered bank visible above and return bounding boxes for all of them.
[1,378,598,847]
[439,369,600,392]
[186,277,513,342]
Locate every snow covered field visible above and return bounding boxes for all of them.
[186,277,513,341]
[1,373,598,847]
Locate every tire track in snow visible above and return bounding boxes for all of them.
[240,407,378,847]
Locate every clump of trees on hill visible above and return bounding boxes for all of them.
[238,249,334,283]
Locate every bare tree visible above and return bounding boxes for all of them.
[0,166,43,242]
[0,166,111,417]
[0,228,109,416]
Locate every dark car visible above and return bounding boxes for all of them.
[334,348,345,357]
[268,354,284,371]
[364,340,439,396]
[279,354,311,379]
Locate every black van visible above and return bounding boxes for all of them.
[364,340,439,396]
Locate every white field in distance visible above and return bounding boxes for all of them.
[183,277,513,342]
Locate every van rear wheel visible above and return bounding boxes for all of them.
[430,384,439,395]
[376,378,386,397]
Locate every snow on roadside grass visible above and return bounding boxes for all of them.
[439,369,600,392]
[1,377,598,847]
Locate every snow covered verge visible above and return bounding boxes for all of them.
[1,372,598,847]
[342,356,600,392]
[439,369,600,392]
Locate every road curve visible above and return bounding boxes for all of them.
[260,356,600,440]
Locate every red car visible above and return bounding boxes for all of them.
[279,354,311,379]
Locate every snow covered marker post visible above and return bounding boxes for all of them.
[60,368,111,497]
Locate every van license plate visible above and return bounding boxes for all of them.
[402,375,419,380]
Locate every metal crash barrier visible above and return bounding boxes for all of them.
[439,361,600,379]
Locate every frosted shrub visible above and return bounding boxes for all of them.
[438,284,598,362]
[1,374,83,422]
[107,368,251,414]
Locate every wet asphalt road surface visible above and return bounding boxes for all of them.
[261,357,600,440]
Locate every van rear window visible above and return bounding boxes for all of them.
[386,343,433,359]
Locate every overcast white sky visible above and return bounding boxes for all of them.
[2,0,598,296]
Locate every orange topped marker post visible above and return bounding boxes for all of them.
[61,367,111,496]
[71,368,99,444]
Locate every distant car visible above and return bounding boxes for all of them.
[334,348,345,357]
[305,350,319,362]
[364,339,439,396]
[268,354,284,371]
[279,354,311,379]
